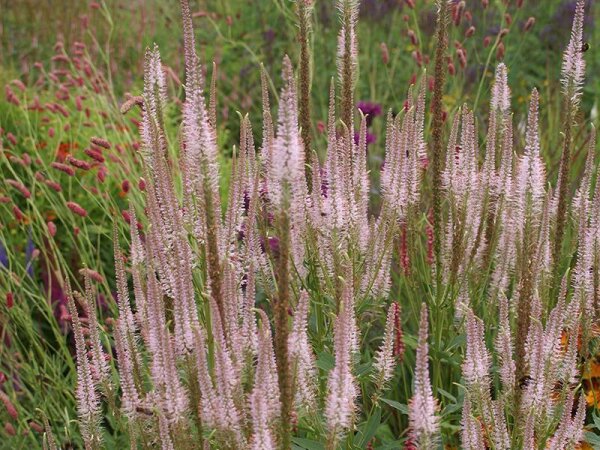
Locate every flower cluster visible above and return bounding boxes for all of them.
[61,0,597,449]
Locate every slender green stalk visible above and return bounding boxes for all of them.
[430,0,449,284]
[297,0,313,189]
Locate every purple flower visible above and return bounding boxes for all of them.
[359,0,403,21]
[354,131,377,147]
[357,101,382,126]
[541,0,593,51]
[0,240,8,268]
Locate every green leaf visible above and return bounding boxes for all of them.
[355,361,372,377]
[356,407,381,447]
[374,440,406,450]
[316,351,335,371]
[380,398,409,415]
[86,225,110,235]
[437,388,456,402]
[291,437,325,450]
[584,431,600,447]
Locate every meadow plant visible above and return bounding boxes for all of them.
[2,0,600,448]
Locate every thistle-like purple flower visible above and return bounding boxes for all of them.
[357,100,382,127]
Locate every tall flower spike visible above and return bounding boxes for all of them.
[272,55,308,274]
[546,391,587,449]
[373,302,399,389]
[41,414,58,450]
[113,225,137,344]
[180,0,225,331]
[288,291,317,409]
[271,55,305,207]
[560,0,586,107]
[463,310,491,388]
[249,310,281,450]
[191,325,218,428]
[461,394,486,450]
[336,0,359,131]
[144,267,189,423]
[113,319,140,419]
[297,0,313,186]
[573,126,596,242]
[408,303,439,448]
[75,275,110,389]
[495,295,515,392]
[325,278,358,438]
[554,0,587,279]
[483,63,511,193]
[140,45,167,170]
[128,204,149,342]
[260,65,275,186]
[519,88,545,212]
[66,279,102,450]
[430,0,450,276]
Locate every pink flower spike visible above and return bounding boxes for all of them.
[0,390,18,420]
[51,162,75,176]
[6,292,14,309]
[67,155,92,171]
[79,268,104,284]
[6,179,31,199]
[373,302,400,388]
[408,304,439,448]
[67,201,88,217]
[47,221,57,237]
[45,179,62,192]
[561,0,586,106]
[84,148,105,163]
[90,136,111,149]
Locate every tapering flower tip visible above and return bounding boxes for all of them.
[41,414,59,450]
[325,287,358,434]
[66,280,101,444]
[248,311,280,450]
[180,0,197,72]
[144,45,166,102]
[462,310,490,387]
[128,203,145,266]
[516,88,546,212]
[525,88,540,156]
[461,394,485,450]
[373,303,399,387]
[289,291,317,408]
[271,55,304,203]
[141,45,167,168]
[113,320,139,418]
[561,0,586,106]
[491,63,510,113]
[76,277,110,388]
[254,309,281,420]
[336,0,359,78]
[495,296,515,390]
[409,303,439,448]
